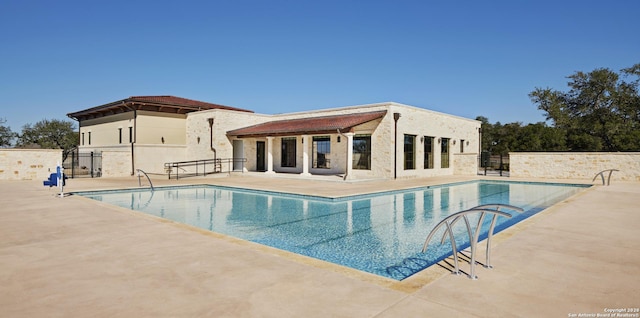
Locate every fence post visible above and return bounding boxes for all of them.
[90,152,94,178]
[71,150,76,178]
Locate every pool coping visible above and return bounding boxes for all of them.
[3,174,638,317]
[68,177,594,293]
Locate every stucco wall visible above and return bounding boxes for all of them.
[135,111,187,145]
[90,144,187,177]
[134,144,188,175]
[510,152,640,182]
[79,112,134,146]
[0,149,62,180]
[78,111,186,147]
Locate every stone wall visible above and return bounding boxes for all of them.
[101,150,132,177]
[453,153,478,176]
[510,152,640,182]
[0,149,62,180]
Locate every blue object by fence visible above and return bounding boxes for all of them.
[43,173,57,187]
[43,173,66,187]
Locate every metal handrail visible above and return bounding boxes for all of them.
[136,169,154,191]
[164,158,247,179]
[592,169,619,186]
[422,204,523,279]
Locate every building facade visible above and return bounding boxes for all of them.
[68,96,480,179]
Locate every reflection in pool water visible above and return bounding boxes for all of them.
[77,180,588,280]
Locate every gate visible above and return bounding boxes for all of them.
[63,150,102,178]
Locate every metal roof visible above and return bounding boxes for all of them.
[227,110,387,137]
[67,96,253,121]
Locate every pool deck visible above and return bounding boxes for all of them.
[1,174,639,317]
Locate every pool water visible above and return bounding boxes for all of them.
[76,180,588,280]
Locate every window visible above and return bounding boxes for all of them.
[423,136,434,169]
[460,139,465,153]
[118,128,122,144]
[281,137,296,167]
[441,137,450,168]
[129,127,133,143]
[404,134,416,170]
[312,136,331,168]
[353,134,371,170]
[81,133,85,146]
[88,132,91,145]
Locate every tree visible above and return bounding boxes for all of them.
[16,119,78,160]
[529,63,640,151]
[515,122,567,152]
[0,118,16,147]
[478,116,568,154]
[477,117,521,155]
[476,116,493,153]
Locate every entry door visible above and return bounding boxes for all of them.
[232,140,244,171]
[256,141,266,172]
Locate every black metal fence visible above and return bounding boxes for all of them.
[63,150,102,178]
[479,152,509,176]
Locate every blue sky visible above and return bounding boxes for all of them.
[1,0,638,132]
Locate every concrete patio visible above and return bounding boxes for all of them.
[1,174,638,317]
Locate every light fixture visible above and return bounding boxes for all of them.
[197,136,201,144]
[452,139,456,145]
[420,136,424,143]
[161,137,165,144]
[437,137,441,143]
[466,140,470,146]
[337,136,341,143]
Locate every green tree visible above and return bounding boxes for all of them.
[529,63,640,151]
[514,122,567,152]
[16,119,78,160]
[0,118,16,147]
[477,118,521,155]
[476,116,498,153]
[478,117,568,154]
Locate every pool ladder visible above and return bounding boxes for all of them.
[136,169,154,191]
[592,169,619,186]
[422,204,523,279]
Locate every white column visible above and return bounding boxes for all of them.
[301,135,311,176]
[344,132,354,180]
[266,136,275,174]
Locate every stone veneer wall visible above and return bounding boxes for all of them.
[101,150,132,177]
[453,153,478,176]
[510,152,640,182]
[0,149,62,180]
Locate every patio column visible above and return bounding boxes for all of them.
[266,136,275,174]
[301,135,311,176]
[344,132,354,180]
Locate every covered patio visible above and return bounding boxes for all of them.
[227,110,387,179]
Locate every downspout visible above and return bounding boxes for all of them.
[208,118,216,160]
[393,112,401,179]
[337,128,348,181]
[131,109,137,176]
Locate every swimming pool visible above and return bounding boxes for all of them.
[75,180,588,280]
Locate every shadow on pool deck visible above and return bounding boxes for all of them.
[1,175,639,317]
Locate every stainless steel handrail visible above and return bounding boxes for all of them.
[592,169,619,186]
[136,169,154,191]
[164,158,247,179]
[422,204,523,279]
